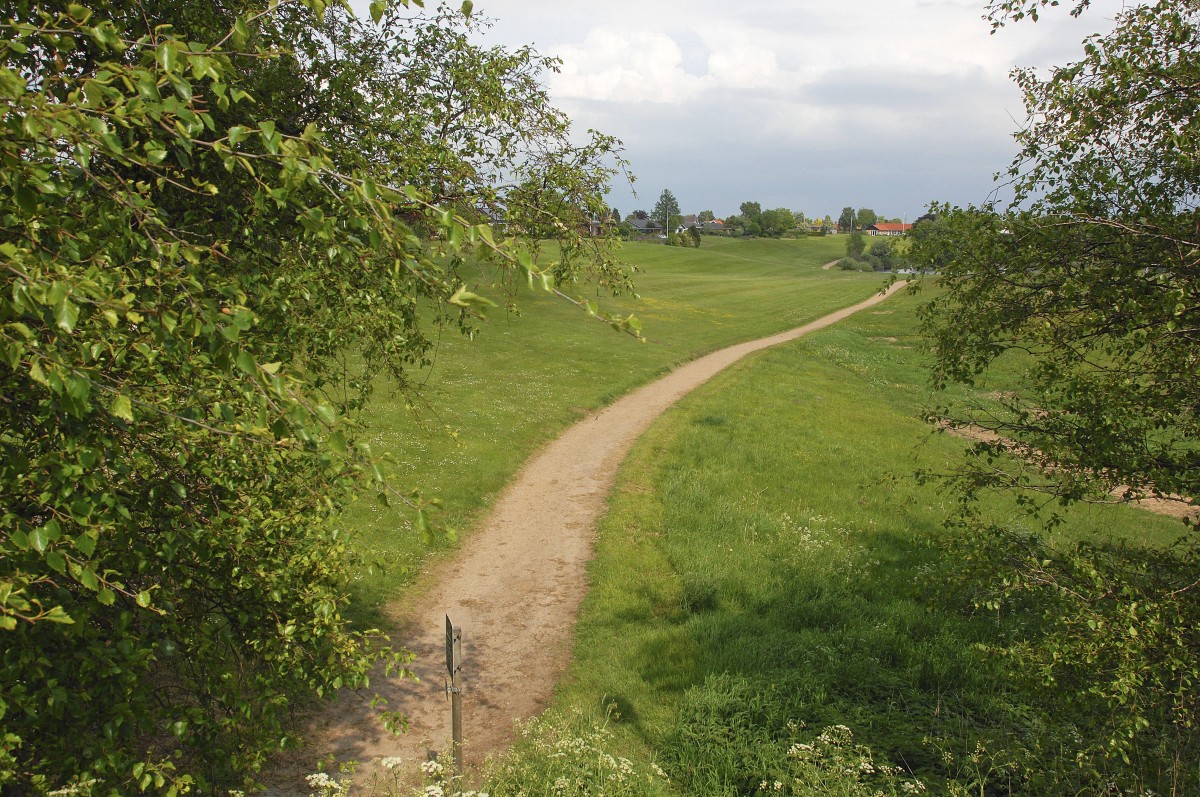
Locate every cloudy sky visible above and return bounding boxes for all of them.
[460,0,1125,222]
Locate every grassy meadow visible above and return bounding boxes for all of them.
[340,235,1187,794]
[342,235,882,622]
[473,273,1187,795]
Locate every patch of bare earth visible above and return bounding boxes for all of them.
[264,283,908,794]
[938,422,1198,521]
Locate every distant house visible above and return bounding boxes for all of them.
[627,217,664,236]
[700,219,725,232]
[867,222,913,236]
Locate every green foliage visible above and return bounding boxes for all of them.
[837,206,855,232]
[906,213,954,271]
[723,202,794,238]
[653,189,681,234]
[0,0,629,792]
[949,524,1200,780]
[844,231,866,258]
[722,213,748,236]
[985,0,1093,29]
[912,0,1200,787]
[758,208,795,238]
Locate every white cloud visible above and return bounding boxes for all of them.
[461,0,1130,215]
[706,43,779,90]
[552,28,706,103]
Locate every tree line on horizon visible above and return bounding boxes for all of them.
[613,192,908,241]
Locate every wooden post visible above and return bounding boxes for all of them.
[445,616,463,789]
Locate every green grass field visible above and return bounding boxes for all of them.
[473,271,1186,795]
[344,235,882,622]
[339,236,1187,794]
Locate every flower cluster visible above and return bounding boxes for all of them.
[761,723,927,797]
[305,772,349,797]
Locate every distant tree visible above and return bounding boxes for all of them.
[857,208,878,227]
[739,201,763,220]
[866,239,896,270]
[908,214,953,271]
[610,207,621,222]
[627,209,649,221]
[845,231,866,258]
[653,189,681,232]
[838,206,855,232]
[698,209,716,223]
[723,213,747,236]
[689,225,702,246]
[793,210,809,227]
[760,207,795,237]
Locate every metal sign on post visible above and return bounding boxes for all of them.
[444,615,463,786]
[445,615,462,677]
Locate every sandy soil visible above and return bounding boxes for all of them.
[821,259,841,270]
[265,282,908,794]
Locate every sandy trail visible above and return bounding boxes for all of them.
[821,259,842,270]
[267,282,908,793]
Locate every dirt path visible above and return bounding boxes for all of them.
[267,282,908,793]
[821,259,842,270]
[940,422,1198,521]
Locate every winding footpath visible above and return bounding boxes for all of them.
[268,282,908,792]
